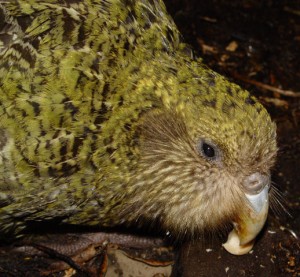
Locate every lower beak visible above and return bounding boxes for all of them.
[222,185,269,255]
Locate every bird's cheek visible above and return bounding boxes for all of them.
[222,185,269,255]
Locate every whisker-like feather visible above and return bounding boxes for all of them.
[269,183,291,218]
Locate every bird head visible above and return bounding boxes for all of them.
[123,66,277,255]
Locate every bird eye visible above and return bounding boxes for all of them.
[202,143,215,158]
[198,139,220,161]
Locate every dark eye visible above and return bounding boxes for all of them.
[202,143,215,158]
[198,139,221,162]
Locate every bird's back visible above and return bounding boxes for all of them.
[0,0,180,235]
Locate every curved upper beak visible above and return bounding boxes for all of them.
[222,185,269,255]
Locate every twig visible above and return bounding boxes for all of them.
[30,243,92,277]
[232,73,300,98]
[284,7,300,17]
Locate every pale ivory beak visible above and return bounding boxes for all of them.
[223,185,269,255]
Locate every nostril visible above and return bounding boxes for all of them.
[250,180,259,187]
[243,173,270,195]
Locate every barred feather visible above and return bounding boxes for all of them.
[0,0,277,239]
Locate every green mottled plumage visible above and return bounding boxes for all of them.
[0,0,276,238]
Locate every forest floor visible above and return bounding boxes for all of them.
[0,1,299,276]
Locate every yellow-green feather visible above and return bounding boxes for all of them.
[0,0,276,237]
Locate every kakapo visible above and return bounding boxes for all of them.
[0,0,277,254]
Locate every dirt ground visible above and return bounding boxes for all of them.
[0,1,299,276]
